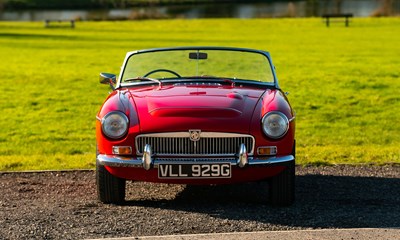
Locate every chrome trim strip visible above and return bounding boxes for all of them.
[151,153,239,157]
[137,132,254,138]
[289,110,296,122]
[155,158,235,163]
[97,154,294,168]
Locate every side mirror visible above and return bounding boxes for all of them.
[99,73,116,90]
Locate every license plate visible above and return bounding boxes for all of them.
[158,163,231,179]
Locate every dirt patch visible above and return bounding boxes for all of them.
[0,165,399,239]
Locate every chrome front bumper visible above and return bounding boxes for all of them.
[97,154,295,169]
[97,143,294,169]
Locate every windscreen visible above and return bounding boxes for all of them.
[121,49,275,84]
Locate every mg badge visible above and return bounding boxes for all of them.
[189,130,201,142]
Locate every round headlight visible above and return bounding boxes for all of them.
[262,111,289,139]
[101,111,129,139]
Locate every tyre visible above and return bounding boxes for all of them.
[268,142,295,207]
[96,161,126,204]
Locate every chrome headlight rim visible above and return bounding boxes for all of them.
[101,111,129,140]
[261,111,289,139]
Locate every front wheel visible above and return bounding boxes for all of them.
[96,162,126,204]
[268,160,295,207]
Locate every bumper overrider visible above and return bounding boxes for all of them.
[97,143,295,170]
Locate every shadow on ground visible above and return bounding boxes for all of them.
[125,174,400,229]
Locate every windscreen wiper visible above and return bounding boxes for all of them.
[123,77,162,86]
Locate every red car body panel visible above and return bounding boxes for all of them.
[131,85,263,133]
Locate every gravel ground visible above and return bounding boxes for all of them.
[0,165,399,239]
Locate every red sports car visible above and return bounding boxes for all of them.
[96,47,296,206]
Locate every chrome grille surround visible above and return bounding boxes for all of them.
[135,132,255,157]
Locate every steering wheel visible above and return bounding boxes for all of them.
[143,69,181,78]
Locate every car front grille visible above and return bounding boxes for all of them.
[135,132,254,156]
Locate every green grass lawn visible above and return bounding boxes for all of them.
[0,18,399,171]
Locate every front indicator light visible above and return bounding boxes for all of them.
[257,146,277,156]
[112,146,132,155]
